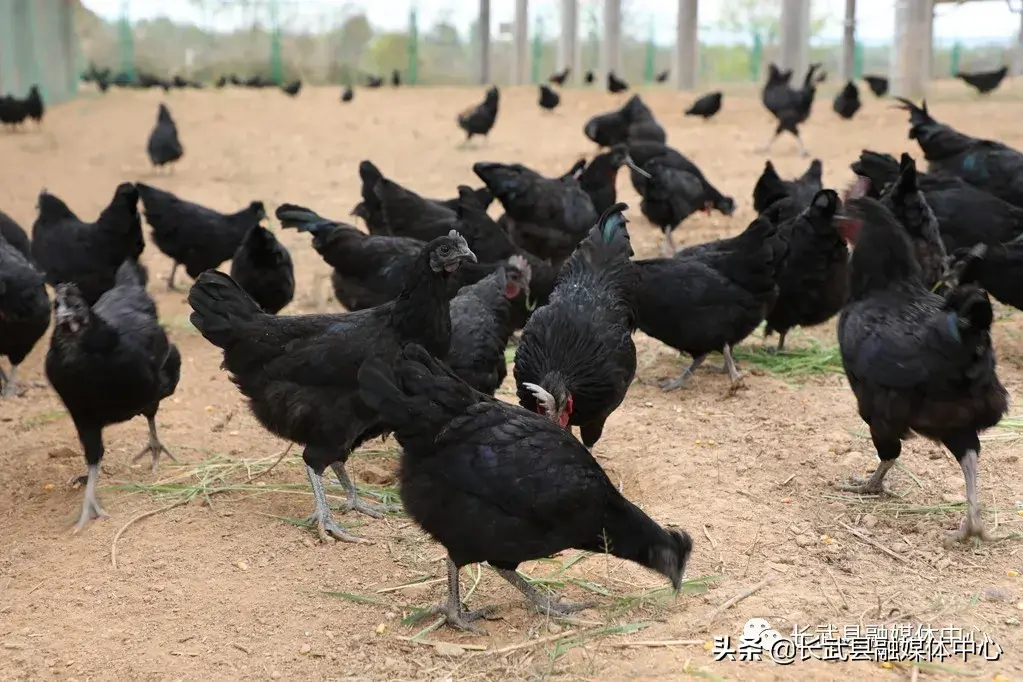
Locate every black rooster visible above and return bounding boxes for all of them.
[457,86,500,145]
[357,344,692,630]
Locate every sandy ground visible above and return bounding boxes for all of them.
[1,81,1023,682]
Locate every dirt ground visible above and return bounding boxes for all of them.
[1,80,1022,682]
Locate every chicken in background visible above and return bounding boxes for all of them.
[584,94,666,148]
[549,67,570,85]
[457,86,500,146]
[655,69,670,83]
[137,184,266,291]
[956,66,1008,95]
[634,216,787,391]
[32,183,146,306]
[448,255,532,396]
[281,79,302,97]
[0,95,29,129]
[863,74,889,97]
[357,344,692,630]
[229,224,295,314]
[948,236,1023,313]
[574,145,634,215]
[538,84,560,112]
[366,75,384,88]
[832,81,861,120]
[0,209,32,263]
[607,71,629,93]
[852,150,1023,252]
[340,85,354,102]
[24,85,43,127]
[584,70,595,84]
[147,103,184,173]
[187,232,476,543]
[627,140,736,255]
[758,62,822,156]
[763,190,847,351]
[752,158,823,225]
[391,70,401,87]
[474,160,598,263]
[896,98,1023,209]
[0,228,49,397]
[46,261,181,532]
[514,203,638,449]
[835,198,1007,545]
[684,91,722,120]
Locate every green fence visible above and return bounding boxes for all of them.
[0,0,78,103]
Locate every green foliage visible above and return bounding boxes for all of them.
[716,0,833,43]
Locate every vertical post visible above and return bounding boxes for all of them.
[674,0,698,90]
[750,32,762,82]
[120,0,135,81]
[854,41,863,79]
[478,0,491,84]
[891,0,927,99]
[950,42,961,77]
[840,0,856,82]
[269,0,282,84]
[779,0,810,79]
[531,17,542,84]
[513,0,528,85]
[921,0,933,83]
[1016,11,1023,77]
[643,20,655,84]
[408,8,418,85]
[601,0,621,85]
[558,0,578,84]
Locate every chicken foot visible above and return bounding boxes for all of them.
[723,344,745,393]
[330,462,399,517]
[944,450,1006,546]
[304,465,368,544]
[425,559,498,633]
[73,463,108,533]
[660,355,706,392]
[660,230,676,257]
[837,458,895,495]
[0,365,17,397]
[166,263,180,291]
[131,415,178,471]
[495,568,598,617]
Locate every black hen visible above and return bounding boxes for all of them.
[229,225,294,314]
[24,85,43,126]
[627,140,736,254]
[584,70,595,84]
[833,81,861,120]
[752,158,823,224]
[575,145,632,215]
[0,209,32,262]
[957,66,1008,95]
[635,216,787,391]
[863,75,888,97]
[188,233,476,543]
[0,228,49,396]
[655,69,669,83]
[341,85,354,102]
[474,161,598,263]
[896,98,1023,209]
[758,62,821,156]
[764,189,847,350]
[584,94,666,148]
[32,184,146,306]
[281,79,302,97]
[835,198,1007,545]
[457,86,500,144]
[46,261,181,532]
[538,84,560,111]
[607,71,629,93]
[949,237,1023,312]
[367,75,383,88]
[147,103,184,171]
[549,67,570,85]
[392,70,401,87]
[357,343,692,630]
[448,255,532,396]
[514,203,637,448]
[137,183,266,290]
[685,91,722,120]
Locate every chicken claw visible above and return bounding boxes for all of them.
[660,355,705,392]
[330,462,400,517]
[72,463,108,533]
[943,450,1007,547]
[425,559,498,633]
[305,465,370,544]
[836,459,894,495]
[495,568,597,618]
[131,415,177,471]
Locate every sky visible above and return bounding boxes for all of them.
[83,0,1021,46]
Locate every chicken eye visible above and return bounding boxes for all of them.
[439,246,451,257]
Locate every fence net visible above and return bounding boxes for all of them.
[0,0,78,104]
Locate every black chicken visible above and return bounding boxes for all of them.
[391,70,401,87]
[229,225,294,314]
[357,343,692,630]
[764,190,847,351]
[635,216,787,391]
[957,66,1008,95]
[136,184,266,290]
[147,103,184,172]
[0,95,29,129]
[833,81,861,120]
[627,140,736,254]
[448,255,532,396]
[685,92,722,120]
[896,98,1023,209]
[835,198,1007,545]
[584,70,595,85]
[0,209,32,262]
[575,145,633,215]
[655,69,669,83]
[281,79,302,97]
[514,203,637,448]
[457,86,500,145]
[188,233,476,543]
[538,84,560,111]
[474,161,598,263]
[46,261,181,532]
[863,74,889,98]
[607,71,629,93]
[752,158,823,224]
[0,228,49,397]
[32,184,146,306]
[341,85,354,102]
[758,62,821,156]
[949,237,1023,312]
[549,67,570,85]
[584,94,666,148]
[367,75,384,88]
[24,86,43,126]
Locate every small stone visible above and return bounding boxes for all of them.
[547,622,563,634]
[256,558,269,568]
[234,560,249,571]
[3,642,23,650]
[299,643,311,654]
[270,672,281,679]
[301,538,315,548]
[889,542,910,554]
[384,611,396,620]
[1005,616,1020,626]
[433,642,464,657]
[941,493,966,505]
[862,514,879,529]
[795,535,813,548]
[375,623,387,635]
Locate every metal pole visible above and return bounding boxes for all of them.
[779,0,810,79]
[558,0,578,84]
[601,0,621,85]
[674,0,698,90]
[479,0,491,84]
[840,0,856,82]
[1016,11,1023,77]
[513,0,528,85]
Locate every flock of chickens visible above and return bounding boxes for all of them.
[1,63,1021,632]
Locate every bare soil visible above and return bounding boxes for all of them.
[1,81,1022,681]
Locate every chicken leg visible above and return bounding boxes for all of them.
[330,462,398,517]
[495,568,597,617]
[755,132,779,154]
[660,230,676,257]
[166,263,180,291]
[425,559,497,633]
[660,355,706,391]
[131,415,177,471]
[73,463,108,533]
[944,450,1004,546]
[304,465,367,544]
[723,344,745,392]
[0,365,17,397]
[837,458,895,495]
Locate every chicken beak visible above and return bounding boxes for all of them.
[623,154,651,179]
